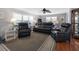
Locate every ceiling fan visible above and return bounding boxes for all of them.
[41,8,51,14]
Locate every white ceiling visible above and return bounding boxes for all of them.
[14,8,70,15]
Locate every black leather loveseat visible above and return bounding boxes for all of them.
[51,23,71,42]
[33,22,54,34]
[18,23,31,38]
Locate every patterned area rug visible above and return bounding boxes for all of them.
[4,32,49,51]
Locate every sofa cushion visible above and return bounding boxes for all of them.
[60,27,67,32]
[61,23,71,28]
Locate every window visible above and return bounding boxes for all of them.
[23,15,29,22]
[28,16,34,26]
[10,13,34,26]
[11,13,22,25]
[46,16,57,24]
[46,17,52,22]
[51,17,58,24]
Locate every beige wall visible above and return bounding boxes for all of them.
[0,9,13,37]
[0,8,36,37]
[0,8,28,37]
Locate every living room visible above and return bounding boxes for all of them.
[0,8,78,51]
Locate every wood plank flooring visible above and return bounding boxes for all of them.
[56,38,79,51]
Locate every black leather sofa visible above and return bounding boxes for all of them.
[51,23,71,42]
[33,22,54,34]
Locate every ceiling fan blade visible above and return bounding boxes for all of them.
[41,8,51,14]
[46,10,51,13]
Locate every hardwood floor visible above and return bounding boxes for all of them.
[55,38,79,51]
